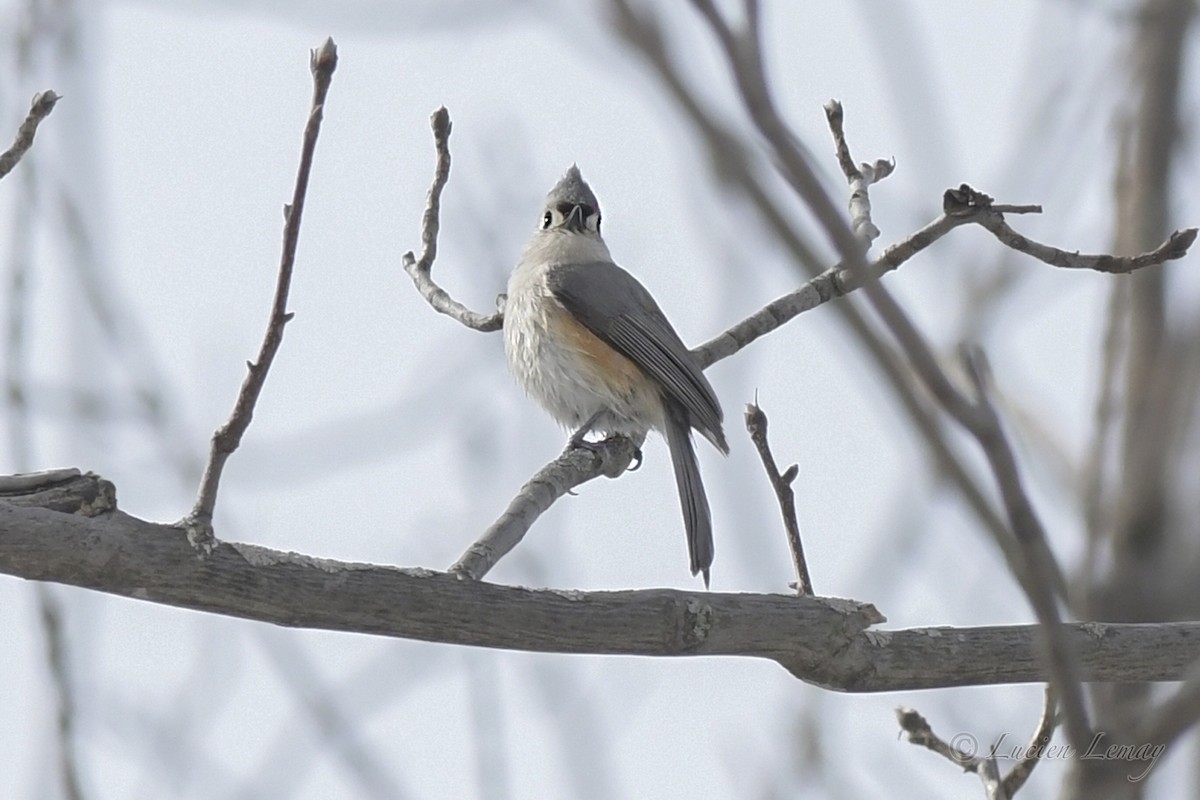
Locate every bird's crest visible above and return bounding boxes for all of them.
[546,164,600,210]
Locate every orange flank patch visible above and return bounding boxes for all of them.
[550,303,643,395]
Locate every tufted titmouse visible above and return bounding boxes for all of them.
[504,166,728,585]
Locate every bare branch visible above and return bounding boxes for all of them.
[823,99,893,246]
[959,346,1091,750]
[1081,281,1128,570]
[409,107,450,275]
[0,90,59,181]
[896,707,1007,798]
[844,270,1090,744]
[402,107,504,332]
[687,155,1190,381]
[743,402,812,595]
[450,436,640,580]
[1002,686,1059,797]
[898,689,1060,800]
[692,213,968,368]
[944,184,1196,272]
[987,218,1197,271]
[183,38,338,546]
[35,584,84,800]
[689,0,875,277]
[9,477,1200,691]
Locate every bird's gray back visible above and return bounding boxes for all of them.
[546,261,727,452]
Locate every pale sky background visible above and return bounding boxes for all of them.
[2,1,1196,798]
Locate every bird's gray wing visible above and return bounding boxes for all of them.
[547,261,727,452]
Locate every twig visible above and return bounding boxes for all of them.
[895,707,1007,798]
[743,402,812,595]
[897,691,1059,800]
[0,90,59,181]
[182,38,338,547]
[450,436,640,580]
[402,107,504,332]
[1002,686,1059,797]
[823,99,893,246]
[987,215,1196,271]
[944,184,1197,272]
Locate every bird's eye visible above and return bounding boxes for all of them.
[541,211,553,229]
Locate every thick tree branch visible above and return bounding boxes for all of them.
[0,90,59,181]
[5,476,1200,692]
[183,38,337,546]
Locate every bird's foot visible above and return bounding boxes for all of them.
[568,432,603,453]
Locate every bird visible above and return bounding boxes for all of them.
[503,165,728,585]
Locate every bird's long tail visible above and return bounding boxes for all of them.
[663,398,713,587]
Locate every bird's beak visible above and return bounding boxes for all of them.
[564,204,586,232]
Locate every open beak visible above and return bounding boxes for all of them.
[564,204,587,232]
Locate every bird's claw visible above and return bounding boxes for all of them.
[569,436,602,454]
[568,434,641,476]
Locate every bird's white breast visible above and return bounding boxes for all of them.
[503,231,661,437]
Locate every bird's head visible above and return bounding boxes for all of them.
[538,165,602,238]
